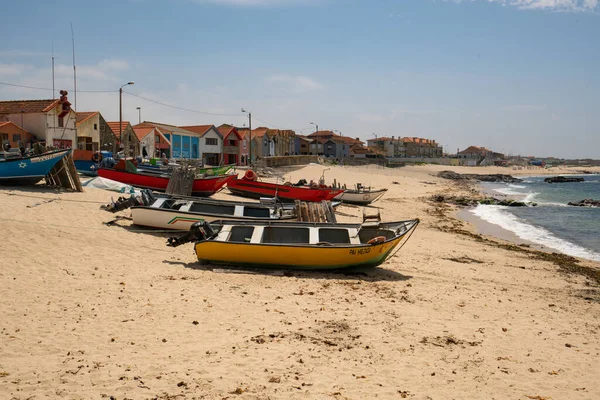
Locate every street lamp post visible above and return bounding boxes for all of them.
[136,106,141,124]
[310,122,318,133]
[119,81,135,157]
[241,108,251,165]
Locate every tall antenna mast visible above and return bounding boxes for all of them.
[52,40,55,99]
[71,23,76,111]
[71,22,78,148]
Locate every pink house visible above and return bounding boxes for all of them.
[218,124,245,165]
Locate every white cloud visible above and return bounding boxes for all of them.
[0,64,35,76]
[448,0,599,12]
[266,74,324,93]
[98,59,130,71]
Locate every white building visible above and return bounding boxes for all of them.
[179,125,224,165]
[133,126,171,158]
[0,90,77,149]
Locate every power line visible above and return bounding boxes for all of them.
[0,81,114,93]
[123,90,243,117]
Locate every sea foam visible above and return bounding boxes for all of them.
[470,205,600,262]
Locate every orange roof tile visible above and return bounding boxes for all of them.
[106,121,132,136]
[179,125,214,137]
[133,127,155,141]
[76,111,99,126]
[0,99,60,114]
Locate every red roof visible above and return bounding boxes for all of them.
[107,121,131,136]
[179,125,213,137]
[0,121,28,133]
[76,111,99,126]
[133,127,155,141]
[307,130,335,138]
[0,99,60,114]
[217,125,242,140]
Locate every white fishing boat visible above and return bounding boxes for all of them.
[334,184,387,205]
[131,195,296,230]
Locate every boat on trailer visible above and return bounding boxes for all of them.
[0,148,72,185]
[167,218,419,270]
[334,184,387,205]
[131,193,296,230]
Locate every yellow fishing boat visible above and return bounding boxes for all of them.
[167,218,419,270]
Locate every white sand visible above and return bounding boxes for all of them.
[1,163,599,399]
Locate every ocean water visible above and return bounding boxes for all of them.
[469,174,600,262]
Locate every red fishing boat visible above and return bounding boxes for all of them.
[98,168,237,197]
[226,170,344,202]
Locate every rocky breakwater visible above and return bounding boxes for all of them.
[567,199,600,207]
[544,176,585,183]
[437,171,522,183]
[431,195,533,207]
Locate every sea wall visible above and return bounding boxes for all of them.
[258,155,321,167]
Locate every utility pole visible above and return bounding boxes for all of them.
[242,109,252,165]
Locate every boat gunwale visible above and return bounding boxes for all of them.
[0,148,71,163]
[195,218,419,249]
[130,204,296,221]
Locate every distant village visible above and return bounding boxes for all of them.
[0,90,595,167]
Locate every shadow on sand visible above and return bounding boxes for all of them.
[162,259,411,282]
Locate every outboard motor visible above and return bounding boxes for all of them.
[167,221,216,247]
[17,140,26,157]
[294,179,308,187]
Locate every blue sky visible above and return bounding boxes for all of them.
[1,0,599,158]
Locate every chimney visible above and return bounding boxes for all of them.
[392,135,394,140]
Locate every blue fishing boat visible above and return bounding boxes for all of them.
[0,149,72,185]
[73,150,113,176]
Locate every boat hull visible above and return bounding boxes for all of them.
[97,169,237,197]
[194,235,403,270]
[227,179,344,202]
[334,188,388,205]
[0,149,71,185]
[74,160,98,176]
[131,206,296,230]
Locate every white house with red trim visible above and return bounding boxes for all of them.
[0,90,77,149]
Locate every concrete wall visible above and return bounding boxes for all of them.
[6,113,46,141]
[259,155,320,167]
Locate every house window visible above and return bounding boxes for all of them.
[1,133,8,142]
[155,135,160,143]
[93,123,98,130]
[327,145,332,150]
[12,134,22,142]
[205,138,218,146]
[58,116,64,127]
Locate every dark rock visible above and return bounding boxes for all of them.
[568,199,600,207]
[437,171,522,183]
[544,176,584,183]
[429,195,531,207]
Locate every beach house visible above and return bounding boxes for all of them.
[76,111,118,153]
[107,121,140,157]
[178,125,223,165]
[133,126,171,159]
[0,121,34,149]
[0,90,77,149]
[217,124,244,165]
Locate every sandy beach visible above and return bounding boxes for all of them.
[1,163,599,399]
